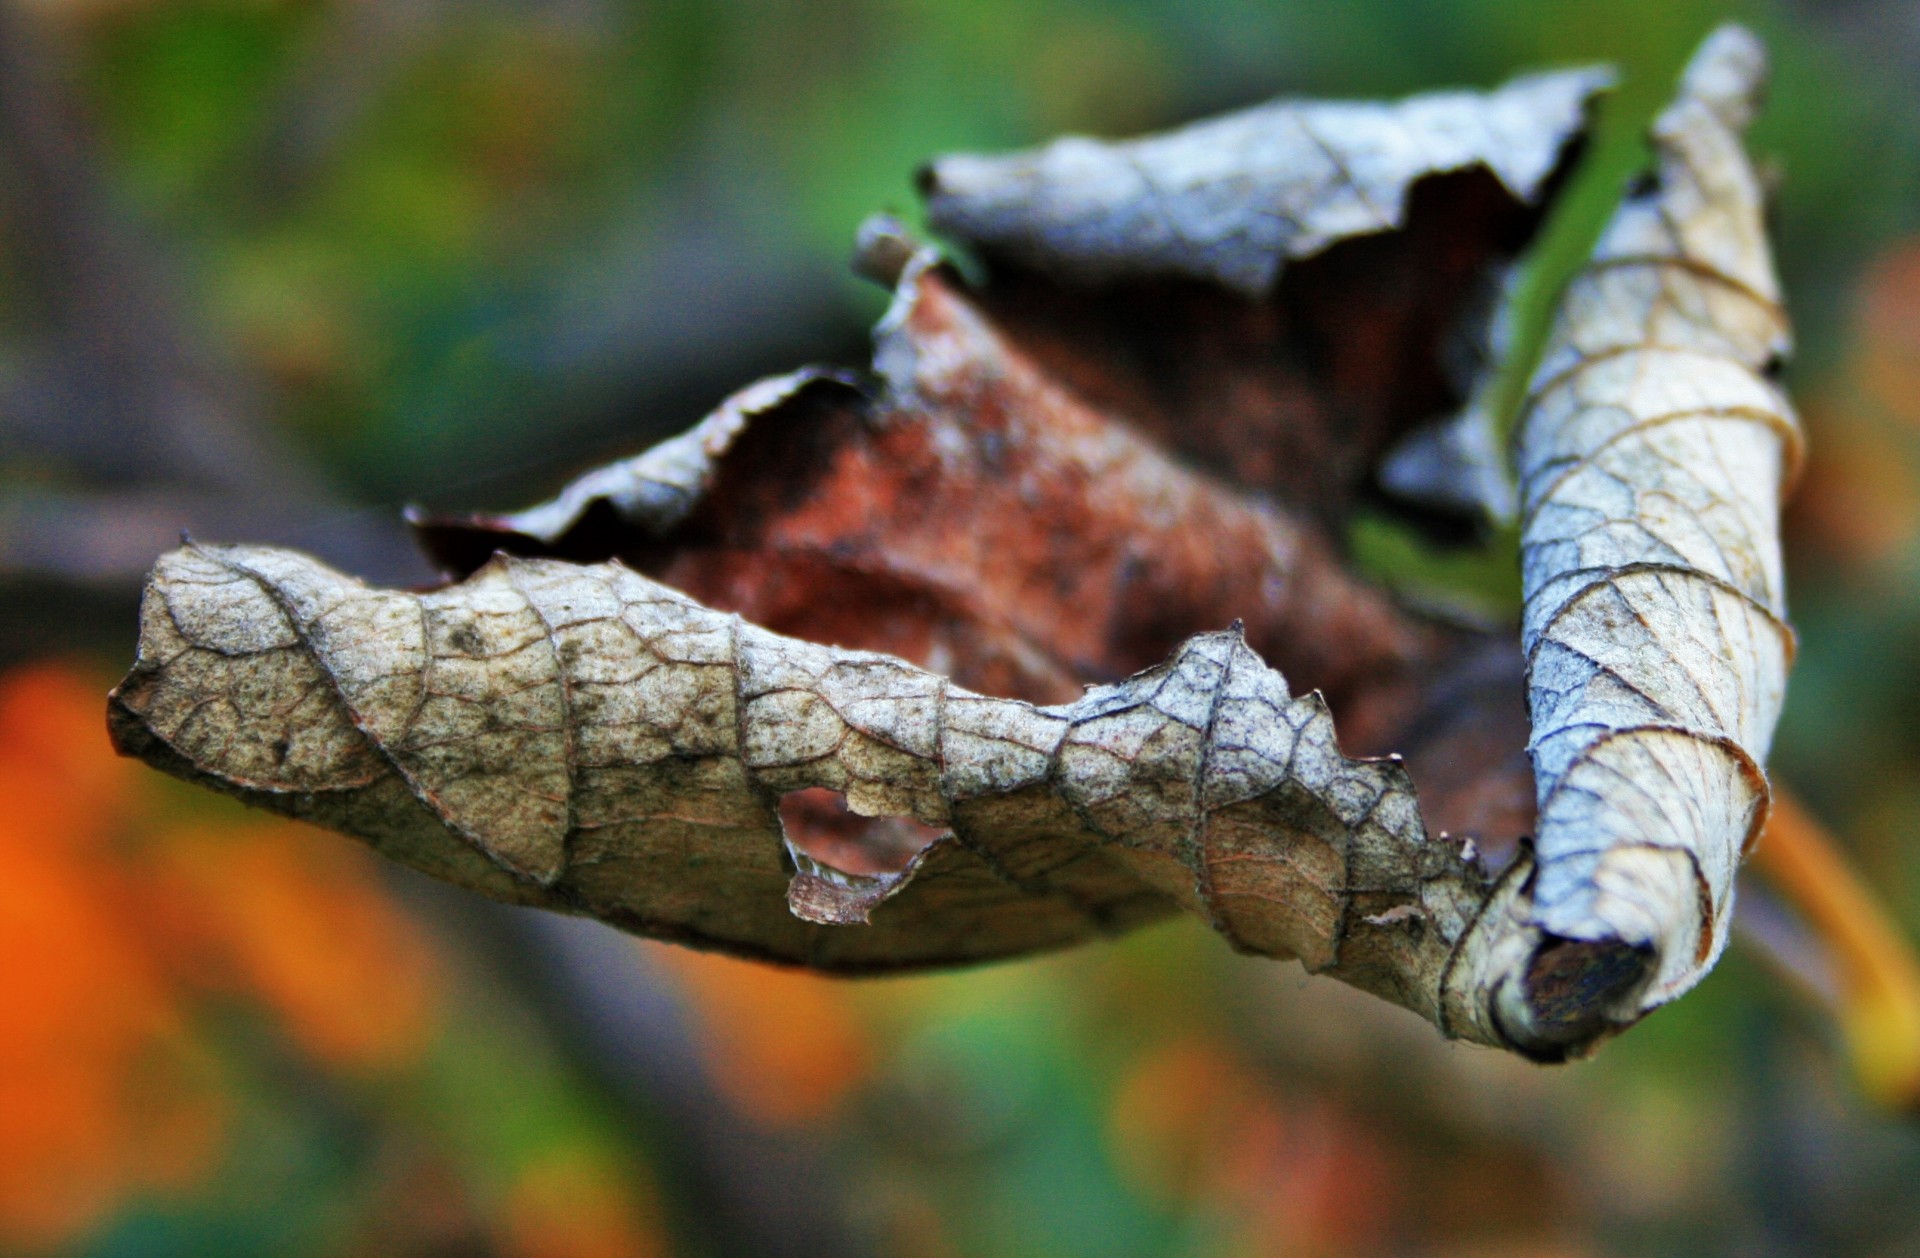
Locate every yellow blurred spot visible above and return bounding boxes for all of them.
[1753,790,1920,1109]
[501,1149,666,1258]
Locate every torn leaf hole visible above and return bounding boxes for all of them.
[778,787,947,927]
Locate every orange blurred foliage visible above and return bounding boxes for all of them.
[0,661,445,1249]
[1109,1035,1264,1206]
[0,664,225,1250]
[1109,1034,1400,1256]
[1786,402,1920,570]
[1858,240,1920,430]
[147,821,442,1072]
[649,943,871,1127]
[1788,237,1920,569]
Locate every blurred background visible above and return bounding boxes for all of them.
[4,0,1920,1254]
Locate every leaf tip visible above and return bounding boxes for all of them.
[852,213,922,288]
[1677,23,1769,132]
[1506,936,1656,1061]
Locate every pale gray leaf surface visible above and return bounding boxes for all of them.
[411,369,861,546]
[1506,25,1801,1042]
[922,65,1611,296]
[109,542,1532,1044]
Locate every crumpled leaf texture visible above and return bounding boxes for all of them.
[414,251,1461,756]
[921,69,1609,518]
[922,65,1611,296]
[109,31,1795,1059]
[1508,26,1800,1040]
[109,544,1513,1035]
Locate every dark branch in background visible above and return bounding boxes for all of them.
[0,3,421,605]
[518,912,878,1258]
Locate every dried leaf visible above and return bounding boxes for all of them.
[422,232,1549,866]
[920,66,1608,518]
[109,32,1797,1058]
[919,66,1611,296]
[415,253,1468,752]
[1504,25,1800,1044]
[110,543,1526,1037]
[1378,266,1525,523]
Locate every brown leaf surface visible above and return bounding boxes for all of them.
[411,224,1566,847]
[414,255,1477,757]
[109,34,1795,1058]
